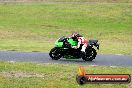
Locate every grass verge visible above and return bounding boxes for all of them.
[0,3,132,55]
[0,61,132,88]
[1,0,132,3]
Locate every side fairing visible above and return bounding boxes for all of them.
[55,40,63,47]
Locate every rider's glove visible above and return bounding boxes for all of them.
[72,46,78,49]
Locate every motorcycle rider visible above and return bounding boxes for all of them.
[70,32,88,54]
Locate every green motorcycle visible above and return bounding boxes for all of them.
[49,36,99,61]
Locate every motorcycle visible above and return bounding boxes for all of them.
[49,36,99,61]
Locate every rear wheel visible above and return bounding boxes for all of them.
[82,48,97,61]
[49,47,62,60]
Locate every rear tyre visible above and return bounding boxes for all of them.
[82,48,97,61]
[49,47,62,60]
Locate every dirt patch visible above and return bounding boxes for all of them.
[0,71,45,78]
[0,71,66,79]
[0,30,47,41]
[0,0,131,4]
[0,71,74,81]
[41,24,60,29]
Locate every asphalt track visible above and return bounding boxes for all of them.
[0,51,132,66]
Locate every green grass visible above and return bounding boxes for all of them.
[0,3,132,55]
[0,61,131,88]
[3,0,132,3]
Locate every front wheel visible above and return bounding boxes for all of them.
[82,48,97,61]
[49,47,62,60]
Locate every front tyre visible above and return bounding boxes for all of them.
[82,48,97,61]
[49,47,62,60]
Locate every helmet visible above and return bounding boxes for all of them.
[71,32,78,38]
